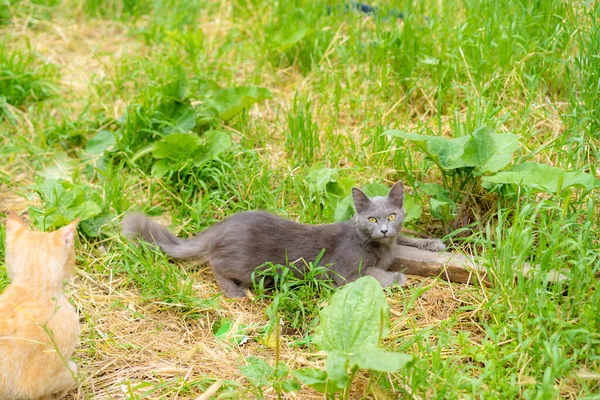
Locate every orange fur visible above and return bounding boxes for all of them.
[0,213,80,400]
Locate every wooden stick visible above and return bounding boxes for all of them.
[390,245,567,284]
[390,245,487,284]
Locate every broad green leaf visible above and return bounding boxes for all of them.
[153,133,202,160]
[385,130,469,170]
[404,196,422,222]
[361,182,391,197]
[276,27,308,50]
[239,356,272,387]
[194,105,220,127]
[156,102,196,135]
[429,198,454,220]
[31,177,66,205]
[68,200,103,221]
[461,127,518,174]
[325,351,349,389]
[307,163,336,192]
[316,276,388,354]
[293,368,339,395]
[334,195,355,222]
[350,349,413,372]
[202,129,232,159]
[80,211,115,238]
[160,76,189,102]
[386,127,516,173]
[327,176,356,197]
[419,182,456,219]
[213,317,233,338]
[419,182,452,201]
[426,135,469,169]
[293,367,327,388]
[482,162,596,193]
[193,78,221,95]
[85,130,116,155]
[151,160,171,178]
[281,379,301,392]
[203,86,272,121]
[28,178,104,232]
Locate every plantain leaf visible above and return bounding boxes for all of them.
[315,276,388,354]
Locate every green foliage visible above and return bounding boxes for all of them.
[285,95,320,164]
[305,163,356,221]
[252,252,336,336]
[150,130,232,178]
[483,162,597,193]
[0,0,13,25]
[27,177,113,238]
[239,356,300,399]
[116,76,271,159]
[386,127,518,175]
[119,242,217,318]
[201,86,272,122]
[262,6,331,74]
[295,277,413,398]
[0,44,58,113]
[387,126,596,231]
[85,130,117,156]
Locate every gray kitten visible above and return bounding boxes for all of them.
[122,182,445,297]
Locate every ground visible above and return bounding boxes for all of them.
[1,1,599,399]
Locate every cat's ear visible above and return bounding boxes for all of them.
[59,218,80,248]
[387,181,404,207]
[5,212,27,234]
[352,188,371,213]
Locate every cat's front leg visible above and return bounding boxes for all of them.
[397,236,446,252]
[364,267,407,288]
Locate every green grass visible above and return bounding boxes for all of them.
[0,42,58,118]
[0,0,599,398]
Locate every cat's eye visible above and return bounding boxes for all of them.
[368,217,377,223]
[388,213,396,221]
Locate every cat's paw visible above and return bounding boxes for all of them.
[222,287,248,298]
[392,272,407,286]
[419,239,446,252]
[381,272,408,287]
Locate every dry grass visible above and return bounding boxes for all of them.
[67,259,475,398]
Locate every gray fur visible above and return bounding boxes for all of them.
[122,181,444,298]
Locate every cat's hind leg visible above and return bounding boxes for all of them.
[397,236,446,252]
[47,361,77,400]
[364,267,407,288]
[212,270,247,298]
[35,361,76,400]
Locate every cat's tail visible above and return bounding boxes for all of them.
[122,212,204,259]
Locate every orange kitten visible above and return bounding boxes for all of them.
[0,213,80,400]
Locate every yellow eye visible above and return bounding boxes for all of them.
[368,217,377,223]
[388,213,396,221]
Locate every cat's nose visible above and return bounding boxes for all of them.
[381,228,388,235]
